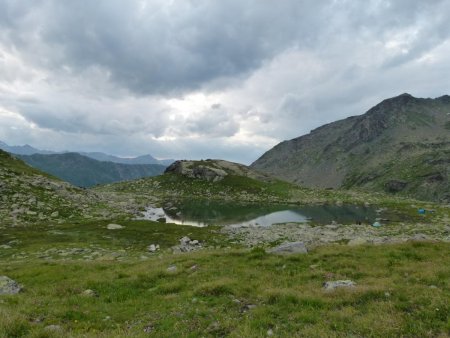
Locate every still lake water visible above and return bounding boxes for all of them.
[139,200,379,227]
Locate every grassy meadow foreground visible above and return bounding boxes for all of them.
[1,219,449,337]
[1,154,449,337]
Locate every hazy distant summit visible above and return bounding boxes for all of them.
[0,141,174,166]
[252,93,450,202]
[17,152,166,188]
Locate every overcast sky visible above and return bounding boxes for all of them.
[1,0,449,163]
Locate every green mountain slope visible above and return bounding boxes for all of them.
[251,94,450,202]
[18,152,166,187]
[0,150,118,225]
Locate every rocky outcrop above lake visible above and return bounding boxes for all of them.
[165,159,274,183]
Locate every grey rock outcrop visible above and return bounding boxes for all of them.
[172,236,203,253]
[165,161,227,182]
[323,280,356,290]
[165,159,272,183]
[0,276,22,295]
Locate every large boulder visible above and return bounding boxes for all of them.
[0,276,22,295]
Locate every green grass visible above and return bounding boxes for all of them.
[1,242,449,337]
[0,220,227,262]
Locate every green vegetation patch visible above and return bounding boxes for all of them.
[0,242,449,337]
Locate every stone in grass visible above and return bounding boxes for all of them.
[45,325,62,332]
[180,236,191,245]
[323,280,356,291]
[0,276,22,295]
[81,289,98,297]
[107,223,124,230]
[267,242,308,255]
[147,244,160,253]
[167,265,177,273]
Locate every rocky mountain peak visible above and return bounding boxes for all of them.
[251,94,450,202]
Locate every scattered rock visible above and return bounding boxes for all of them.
[240,304,257,313]
[0,276,22,295]
[143,323,154,333]
[81,289,98,297]
[323,280,356,291]
[267,328,274,336]
[268,242,308,255]
[147,244,160,253]
[156,217,166,223]
[45,325,62,332]
[410,233,429,241]
[107,223,124,230]
[50,211,59,218]
[167,265,177,273]
[172,236,203,253]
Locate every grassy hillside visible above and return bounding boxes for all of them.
[252,94,450,202]
[0,150,124,225]
[18,153,166,188]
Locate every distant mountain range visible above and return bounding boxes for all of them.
[252,93,450,202]
[0,141,174,166]
[0,141,55,155]
[17,152,166,188]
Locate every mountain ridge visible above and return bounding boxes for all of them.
[251,93,450,202]
[0,141,174,165]
[17,152,166,188]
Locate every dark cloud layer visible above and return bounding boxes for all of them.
[1,0,323,95]
[0,0,449,163]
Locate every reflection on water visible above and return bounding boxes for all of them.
[138,200,379,228]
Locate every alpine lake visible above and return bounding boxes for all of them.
[139,200,388,227]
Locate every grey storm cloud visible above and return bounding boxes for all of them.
[0,0,450,163]
[0,0,323,95]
